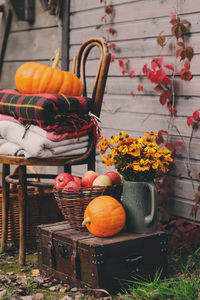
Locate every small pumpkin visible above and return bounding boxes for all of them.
[82,195,126,237]
[15,50,83,96]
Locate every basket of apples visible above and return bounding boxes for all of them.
[53,170,122,231]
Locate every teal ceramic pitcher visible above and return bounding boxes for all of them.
[122,180,158,233]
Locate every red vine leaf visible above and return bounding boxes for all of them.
[157,35,166,47]
[157,130,168,144]
[110,55,115,63]
[184,60,190,70]
[181,19,190,25]
[164,64,174,71]
[166,143,174,149]
[152,60,158,70]
[159,90,171,105]
[163,76,171,85]
[118,59,124,68]
[108,27,116,35]
[177,42,184,47]
[169,12,175,20]
[187,117,194,126]
[176,48,186,60]
[151,68,166,84]
[105,5,113,14]
[174,141,183,148]
[108,43,116,50]
[122,69,126,75]
[168,103,176,116]
[137,84,144,92]
[179,68,192,81]
[185,46,194,61]
[160,91,167,105]
[193,110,199,121]
[154,85,163,92]
[130,70,135,78]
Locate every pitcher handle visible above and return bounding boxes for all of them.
[144,182,157,225]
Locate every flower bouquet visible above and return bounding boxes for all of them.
[97,131,174,182]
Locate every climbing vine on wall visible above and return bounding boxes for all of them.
[99,0,200,252]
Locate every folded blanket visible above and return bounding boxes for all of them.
[0,89,93,122]
[16,146,88,158]
[0,113,93,141]
[0,120,89,158]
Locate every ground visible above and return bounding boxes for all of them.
[0,240,200,299]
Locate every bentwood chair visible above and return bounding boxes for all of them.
[0,37,111,265]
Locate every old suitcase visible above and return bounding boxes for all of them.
[36,221,168,294]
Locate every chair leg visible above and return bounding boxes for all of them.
[87,148,96,171]
[64,165,71,173]
[0,164,10,253]
[18,165,27,266]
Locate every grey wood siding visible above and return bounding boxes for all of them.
[0,1,61,89]
[70,0,200,222]
[0,1,62,177]
[0,0,200,222]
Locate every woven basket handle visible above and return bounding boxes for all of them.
[10,165,40,193]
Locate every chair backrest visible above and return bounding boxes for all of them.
[71,37,111,118]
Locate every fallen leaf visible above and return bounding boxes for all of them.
[31,269,40,276]
[0,289,7,297]
[49,286,58,291]
[32,293,44,300]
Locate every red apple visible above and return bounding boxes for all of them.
[63,181,80,192]
[81,170,99,187]
[73,176,82,187]
[92,175,112,187]
[54,172,74,190]
[105,171,122,185]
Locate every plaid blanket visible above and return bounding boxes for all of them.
[0,89,93,122]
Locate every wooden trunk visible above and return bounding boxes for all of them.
[36,221,168,294]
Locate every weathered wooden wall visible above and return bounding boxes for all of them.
[0,0,62,176]
[0,0,200,221]
[70,0,200,222]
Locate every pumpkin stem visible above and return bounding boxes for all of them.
[82,216,91,226]
[52,49,60,68]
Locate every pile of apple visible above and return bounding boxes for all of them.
[54,170,122,192]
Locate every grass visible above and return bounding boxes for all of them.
[118,247,200,300]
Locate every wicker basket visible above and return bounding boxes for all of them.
[0,187,64,248]
[54,184,122,231]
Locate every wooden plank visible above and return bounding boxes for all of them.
[70,13,200,43]
[70,33,200,60]
[4,27,61,61]
[70,0,132,13]
[101,94,200,118]
[0,60,52,89]
[99,110,200,138]
[168,196,200,222]
[102,76,200,97]
[10,0,59,31]
[69,54,200,77]
[171,178,197,201]
[70,0,200,29]
[172,158,200,181]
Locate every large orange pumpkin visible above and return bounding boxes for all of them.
[15,51,83,96]
[82,195,126,237]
